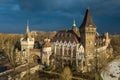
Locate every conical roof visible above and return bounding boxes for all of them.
[80,8,96,28]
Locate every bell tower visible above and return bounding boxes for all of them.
[79,9,96,67]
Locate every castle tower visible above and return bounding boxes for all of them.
[79,9,96,67]
[20,20,34,52]
[42,38,52,66]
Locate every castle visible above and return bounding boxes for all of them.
[19,8,113,72]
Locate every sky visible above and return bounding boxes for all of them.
[0,0,120,34]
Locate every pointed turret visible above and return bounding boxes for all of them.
[80,8,96,28]
[24,20,32,39]
[72,19,76,27]
[72,19,77,30]
[72,19,80,37]
[72,19,77,29]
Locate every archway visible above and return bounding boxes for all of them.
[29,54,40,64]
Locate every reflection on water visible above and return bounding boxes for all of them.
[0,66,7,72]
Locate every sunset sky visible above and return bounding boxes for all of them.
[0,0,120,34]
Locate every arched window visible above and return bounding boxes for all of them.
[60,47,62,56]
[73,46,76,57]
[64,46,68,56]
[68,47,71,56]
[56,45,60,55]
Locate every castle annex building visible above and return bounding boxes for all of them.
[18,9,113,72]
[16,21,40,64]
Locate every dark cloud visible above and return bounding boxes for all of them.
[18,0,120,17]
[0,0,119,33]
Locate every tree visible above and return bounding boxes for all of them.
[110,35,120,56]
[61,66,72,80]
[4,41,16,69]
[21,71,40,80]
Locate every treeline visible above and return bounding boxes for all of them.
[110,34,120,56]
[0,33,21,52]
[33,31,56,41]
[0,31,56,51]
[0,32,119,55]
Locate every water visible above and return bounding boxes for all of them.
[0,66,7,72]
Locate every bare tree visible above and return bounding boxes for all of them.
[4,41,16,69]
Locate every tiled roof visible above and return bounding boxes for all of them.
[52,30,80,43]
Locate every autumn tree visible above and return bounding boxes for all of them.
[110,35,120,56]
[61,66,72,80]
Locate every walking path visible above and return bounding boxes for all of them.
[101,56,120,80]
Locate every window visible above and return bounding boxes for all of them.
[68,48,71,56]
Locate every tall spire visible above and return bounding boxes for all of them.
[26,20,30,32]
[80,8,96,28]
[25,20,31,39]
